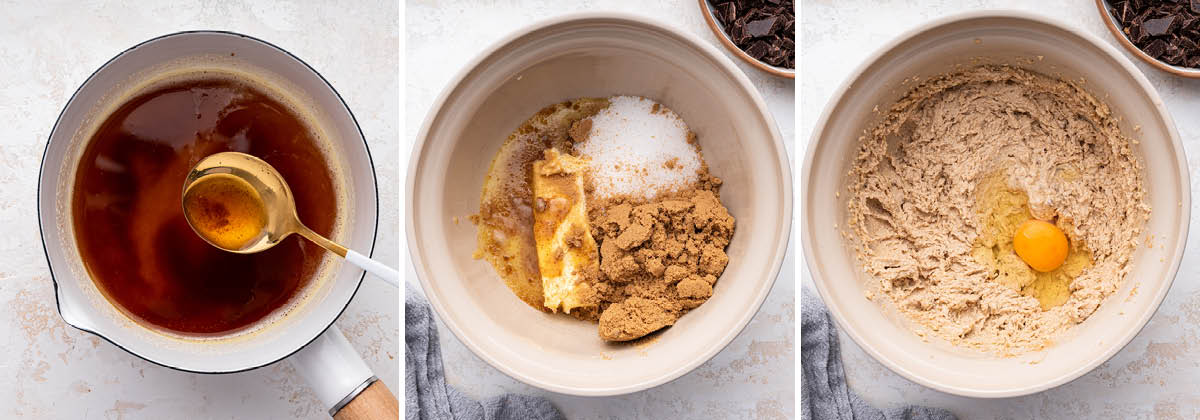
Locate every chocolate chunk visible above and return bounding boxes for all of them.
[1144,16,1176,36]
[1129,25,1146,44]
[729,25,750,44]
[781,37,794,52]
[1181,14,1198,29]
[745,16,779,38]
[745,40,772,59]
[1119,1,1132,23]
[763,41,784,66]
[715,2,736,25]
[1146,38,1171,57]
[1181,36,1197,51]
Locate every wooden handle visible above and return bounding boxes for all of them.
[333,380,399,420]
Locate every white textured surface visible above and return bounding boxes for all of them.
[0,1,399,418]
[802,1,1200,418]
[405,0,795,418]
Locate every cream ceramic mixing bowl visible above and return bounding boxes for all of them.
[408,13,790,396]
[802,11,1188,397]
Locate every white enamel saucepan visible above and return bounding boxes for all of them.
[38,31,397,418]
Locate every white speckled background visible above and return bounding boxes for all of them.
[802,1,1200,418]
[0,1,399,418]
[405,0,795,418]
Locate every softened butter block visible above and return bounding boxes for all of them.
[531,149,599,313]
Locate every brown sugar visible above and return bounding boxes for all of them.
[584,171,735,341]
[598,297,676,341]
[568,118,592,144]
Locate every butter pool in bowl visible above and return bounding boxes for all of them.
[408,13,790,396]
[802,11,1187,397]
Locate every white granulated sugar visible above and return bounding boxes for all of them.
[575,96,701,199]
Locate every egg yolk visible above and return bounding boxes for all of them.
[1013,220,1069,272]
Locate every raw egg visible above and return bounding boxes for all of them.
[1013,219,1069,272]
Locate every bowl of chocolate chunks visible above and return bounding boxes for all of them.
[700,0,795,78]
[1098,0,1200,77]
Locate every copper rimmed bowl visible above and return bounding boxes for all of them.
[1096,0,1200,78]
[698,0,795,78]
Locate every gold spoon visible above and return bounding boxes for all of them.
[181,152,398,287]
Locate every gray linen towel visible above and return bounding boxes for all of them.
[405,283,566,420]
[801,286,957,420]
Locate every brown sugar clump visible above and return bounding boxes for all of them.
[677,276,713,299]
[598,297,676,341]
[584,171,735,341]
[568,119,592,143]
